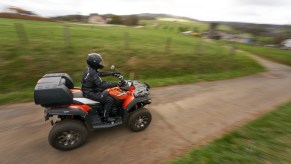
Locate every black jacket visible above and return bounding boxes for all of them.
[81,67,118,96]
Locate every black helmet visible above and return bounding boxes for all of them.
[87,53,104,69]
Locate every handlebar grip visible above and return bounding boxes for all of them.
[116,75,126,85]
[120,79,126,85]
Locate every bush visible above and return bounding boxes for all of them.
[124,15,139,26]
[178,26,189,32]
[109,15,123,25]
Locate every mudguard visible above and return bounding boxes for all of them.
[45,107,88,117]
[124,96,151,111]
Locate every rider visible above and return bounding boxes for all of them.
[81,53,120,123]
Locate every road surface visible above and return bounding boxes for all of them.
[1,54,291,164]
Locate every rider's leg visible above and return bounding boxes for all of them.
[84,91,115,123]
[100,91,115,122]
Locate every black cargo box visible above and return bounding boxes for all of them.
[34,73,74,107]
[42,73,74,89]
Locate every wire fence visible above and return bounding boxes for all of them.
[0,22,179,54]
[0,22,237,56]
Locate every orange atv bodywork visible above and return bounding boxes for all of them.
[69,88,92,113]
[107,86,135,109]
[70,86,135,110]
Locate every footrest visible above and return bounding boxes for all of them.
[92,119,123,129]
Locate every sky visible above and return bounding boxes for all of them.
[1,0,291,25]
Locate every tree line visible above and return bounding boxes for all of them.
[108,15,139,26]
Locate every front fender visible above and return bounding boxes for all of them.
[124,96,151,112]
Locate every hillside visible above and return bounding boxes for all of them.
[0,18,263,104]
[215,21,291,37]
[135,13,199,21]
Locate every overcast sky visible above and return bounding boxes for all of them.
[1,0,291,24]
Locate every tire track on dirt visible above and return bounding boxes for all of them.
[152,106,193,144]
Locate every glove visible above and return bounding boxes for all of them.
[118,81,127,87]
[112,72,121,77]
[120,80,127,86]
[117,82,124,87]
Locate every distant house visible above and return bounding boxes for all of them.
[281,39,291,49]
[221,32,254,44]
[6,7,36,16]
[88,14,106,24]
[0,7,48,21]
[202,30,254,44]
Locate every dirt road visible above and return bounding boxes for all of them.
[1,55,291,164]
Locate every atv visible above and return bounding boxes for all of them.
[34,66,152,150]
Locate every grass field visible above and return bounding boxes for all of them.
[0,18,263,104]
[172,101,291,163]
[141,19,232,33]
[237,44,291,66]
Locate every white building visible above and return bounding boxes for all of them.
[281,39,291,48]
[88,14,106,24]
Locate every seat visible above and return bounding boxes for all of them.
[72,91,84,98]
[71,90,101,105]
[73,98,101,105]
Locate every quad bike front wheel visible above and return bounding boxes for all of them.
[48,119,88,151]
[128,108,152,132]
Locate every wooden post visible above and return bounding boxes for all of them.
[165,37,172,54]
[195,39,203,55]
[229,43,236,55]
[129,71,135,79]
[127,56,138,79]
[208,22,218,39]
[63,25,71,46]
[14,23,28,44]
[124,32,130,49]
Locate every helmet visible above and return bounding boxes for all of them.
[87,53,104,69]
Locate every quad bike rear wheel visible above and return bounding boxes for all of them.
[48,119,88,151]
[128,108,152,132]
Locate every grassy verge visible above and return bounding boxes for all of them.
[237,44,291,66]
[172,101,291,163]
[0,90,33,105]
[0,18,263,105]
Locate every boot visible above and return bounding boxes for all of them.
[103,109,116,123]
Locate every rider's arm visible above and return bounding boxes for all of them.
[92,72,119,89]
[98,71,114,77]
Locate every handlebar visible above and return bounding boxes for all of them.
[114,74,127,86]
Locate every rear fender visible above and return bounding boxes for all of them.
[45,105,91,117]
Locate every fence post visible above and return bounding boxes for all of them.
[124,32,130,49]
[129,71,135,79]
[14,23,28,44]
[63,25,71,46]
[229,42,236,55]
[195,39,203,55]
[127,56,138,79]
[165,37,172,54]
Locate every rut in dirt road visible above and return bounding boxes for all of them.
[1,54,291,164]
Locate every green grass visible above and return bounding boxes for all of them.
[237,44,291,66]
[141,19,232,33]
[0,18,263,105]
[253,36,274,45]
[157,18,194,23]
[172,101,291,164]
